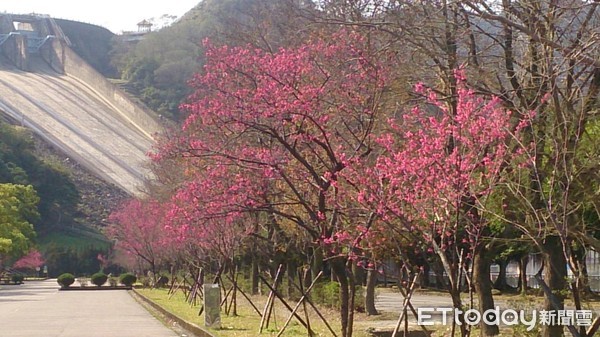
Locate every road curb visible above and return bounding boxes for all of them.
[59,286,132,291]
[130,288,217,337]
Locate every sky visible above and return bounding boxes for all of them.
[1,0,201,34]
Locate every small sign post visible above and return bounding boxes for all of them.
[204,283,221,329]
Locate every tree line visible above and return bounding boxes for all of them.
[0,122,79,269]
[108,2,600,337]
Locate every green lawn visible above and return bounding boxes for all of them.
[135,287,364,337]
[136,286,600,337]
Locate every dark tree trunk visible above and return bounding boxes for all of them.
[433,261,446,290]
[420,263,430,288]
[311,246,323,281]
[251,253,259,295]
[287,258,296,299]
[348,266,356,337]
[473,247,499,337]
[365,266,378,315]
[518,255,529,295]
[352,260,366,286]
[580,254,593,296]
[542,236,567,337]
[331,258,351,337]
[493,259,508,290]
[231,268,238,316]
[150,262,157,287]
[449,281,467,337]
[435,250,466,337]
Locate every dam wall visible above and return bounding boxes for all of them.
[0,14,160,137]
[0,14,162,194]
[56,41,161,136]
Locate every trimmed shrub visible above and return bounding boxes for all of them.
[57,273,75,288]
[322,281,341,308]
[119,273,137,287]
[11,275,24,284]
[91,272,108,287]
[311,281,365,311]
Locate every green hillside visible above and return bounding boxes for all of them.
[0,121,127,276]
[111,0,296,120]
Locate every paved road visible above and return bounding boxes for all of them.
[0,279,179,337]
[373,289,511,328]
[375,289,510,314]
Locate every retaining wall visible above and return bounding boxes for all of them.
[0,15,13,34]
[39,37,64,73]
[1,33,28,71]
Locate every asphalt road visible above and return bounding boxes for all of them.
[376,290,457,313]
[372,289,511,328]
[0,279,179,337]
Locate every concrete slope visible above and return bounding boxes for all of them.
[0,57,154,194]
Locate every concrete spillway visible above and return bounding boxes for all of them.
[0,57,156,194]
[0,14,161,195]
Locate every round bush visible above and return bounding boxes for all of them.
[11,275,24,284]
[91,272,108,287]
[57,273,75,288]
[119,273,137,287]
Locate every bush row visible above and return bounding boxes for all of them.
[57,272,137,288]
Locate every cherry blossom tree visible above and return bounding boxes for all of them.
[164,165,262,265]
[343,73,529,337]
[13,249,44,271]
[151,29,390,337]
[107,199,173,283]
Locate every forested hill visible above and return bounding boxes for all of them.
[111,0,300,120]
[0,120,127,276]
